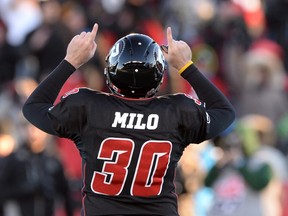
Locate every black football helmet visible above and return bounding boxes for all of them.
[104,33,166,98]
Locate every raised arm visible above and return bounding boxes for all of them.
[162,27,235,139]
[22,24,99,134]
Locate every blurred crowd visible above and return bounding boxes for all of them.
[0,0,288,215]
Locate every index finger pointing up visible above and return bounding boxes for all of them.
[91,23,98,41]
[166,27,174,47]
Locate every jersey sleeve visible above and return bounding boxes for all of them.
[174,94,210,144]
[48,88,88,140]
[180,63,235,139]
[22,60,76,135]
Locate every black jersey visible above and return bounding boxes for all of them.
[48,88,208,215]
[23,60,235,216]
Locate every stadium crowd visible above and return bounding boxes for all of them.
[0,0,288,215]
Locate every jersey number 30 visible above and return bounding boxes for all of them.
[91,138,172,197]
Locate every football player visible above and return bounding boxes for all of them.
[23,23,235,216]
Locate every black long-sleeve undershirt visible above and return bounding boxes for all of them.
[181,64,235,139]
[23,60,75,134]
[22,60,235,138]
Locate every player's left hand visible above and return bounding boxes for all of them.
[65,23,98,69]
[162,27,192,71]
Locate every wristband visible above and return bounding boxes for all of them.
[178,60,193,75]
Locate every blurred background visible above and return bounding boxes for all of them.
[0,0,288,215]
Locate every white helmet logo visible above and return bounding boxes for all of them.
[110,43,120,58]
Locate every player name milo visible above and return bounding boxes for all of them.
[112,111,159,130]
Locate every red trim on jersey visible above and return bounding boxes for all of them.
[184,93,202,105]
[62,88,80,99]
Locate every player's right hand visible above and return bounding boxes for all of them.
[162,27,192,71]
[65,23,98,69]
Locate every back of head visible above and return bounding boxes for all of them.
[105,33,166,98]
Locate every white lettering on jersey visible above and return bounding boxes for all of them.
[112,112,159,130]
[126,113,137,129]
[206,112,211,124]
[134,114,146,129]
[112,112,129,128]
[146,114,159,130]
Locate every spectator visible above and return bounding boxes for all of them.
[204,122,273,216]
[238,114,288,216]
[0,0,42,47]
[264,0,288,71]
[0,19,20,89]
[228,38,288,122]
[0,123,74,216]
[22,0,67,81]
